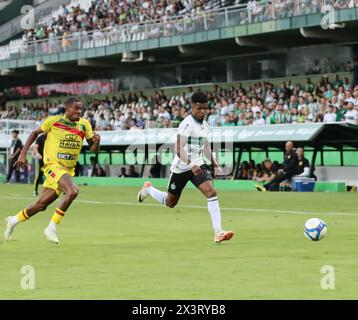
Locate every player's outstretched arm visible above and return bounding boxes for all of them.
[87,132,101,153]
[15,127,44,170]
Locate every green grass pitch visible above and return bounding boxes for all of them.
[0,184,357,299]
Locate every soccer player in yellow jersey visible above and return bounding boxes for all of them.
[4,97,100,244]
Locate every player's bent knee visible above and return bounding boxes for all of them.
[207,189,217,198]
[67,187,79,200]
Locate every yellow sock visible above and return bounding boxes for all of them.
[16,209,29,222]
[51,208,65,224]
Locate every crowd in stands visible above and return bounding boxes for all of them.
[1,74,358,129]
[1,0,357,60]
[236,159,281,181]
[23,0,358,42]
[23,0,233,43]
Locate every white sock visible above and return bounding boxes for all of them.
[10,215,21,227]
[148,186,167,205]
[207,196,222,234]
[48,220,57,232]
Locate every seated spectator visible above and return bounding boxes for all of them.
[221,114,236,126]
[256,141,299,191]
[253,111,265,125]
[149,156,162,178]
[294,147,311,178]
[119,167,128,178]
[89,156,106,177]
[323,105,337,123]
[237,161,250,180]
[254,159,278,183]
[128,165,140,178]
[344,102,358,125]
[248,159,256,180]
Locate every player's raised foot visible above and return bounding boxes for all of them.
[44,227,59,244]
[137,181,152,202]
[255,184,267,192]
[4,216,16,241]
[214,230,234,243]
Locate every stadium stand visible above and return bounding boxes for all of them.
[1,0,357,60]
[0,0,236,59]
[1,73,358,129]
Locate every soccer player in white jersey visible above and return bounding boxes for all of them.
[137,92,234,243]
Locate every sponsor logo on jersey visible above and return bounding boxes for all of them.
[57,153,76,161]
[59,134,81,149]
[65,134,77,141]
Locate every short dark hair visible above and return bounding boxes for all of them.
[191,91,208,104]
[64,96,81,107]
[11,130,19,135]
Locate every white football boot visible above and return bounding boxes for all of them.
[44,227,60,244]
[4,216,16,241]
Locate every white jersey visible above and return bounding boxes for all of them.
[344,109,358,125]
[170,114,211,174]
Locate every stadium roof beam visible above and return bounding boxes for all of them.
[178,45,204,55]
[178,42,265,57]
[36,62,89,75]
[234,36,289,50]
[235,37,270,48]
[77,58,120,68]
[299,27,356,42]
[0,69,29,77]
[0,69,14,76]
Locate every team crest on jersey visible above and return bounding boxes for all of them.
[170,183,176,190]
[299,161,303,165]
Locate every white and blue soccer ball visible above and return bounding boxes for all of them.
[304,218,327,241]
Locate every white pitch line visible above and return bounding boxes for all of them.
[0,195,357,217]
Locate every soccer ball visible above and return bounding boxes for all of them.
[304,218,327,241]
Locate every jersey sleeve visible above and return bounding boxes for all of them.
[84,119,94,140]
[40,116,57,133]
[177,120,192,138]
